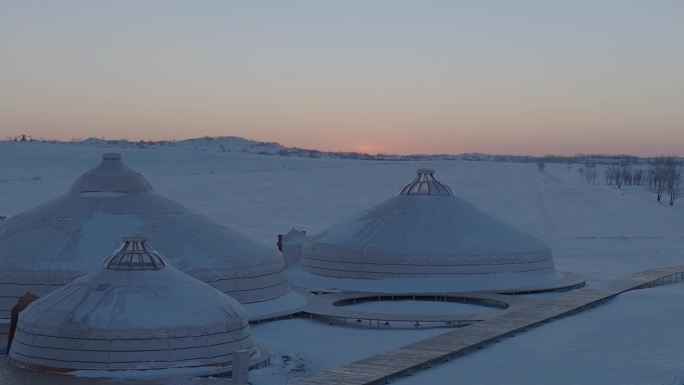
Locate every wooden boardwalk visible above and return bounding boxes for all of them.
[294,266,684,385]
[302,291,537,326]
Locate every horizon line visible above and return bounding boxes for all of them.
[4,134,681,160]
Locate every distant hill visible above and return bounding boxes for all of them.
[39,136,424,160]
[3,135,661,165]
[68,136,507,161]
[77,136,285,154]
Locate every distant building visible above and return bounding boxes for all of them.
[0,153,289,320]
[8,237,267,374]
[300,168,555,279]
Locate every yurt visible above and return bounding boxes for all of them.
[0,153,288,319]
[278,228,307,267]
[300,168,555,279]
[8,237,267,374]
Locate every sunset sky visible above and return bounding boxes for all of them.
[1,1,683,155]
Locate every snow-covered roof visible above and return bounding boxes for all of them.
[283,228,307,245]
[399,168,454,196]
[70,153,153,193]
[0,154,288,319]
[301,169,554,279]
[8,238,265,373]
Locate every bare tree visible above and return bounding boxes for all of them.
[606,166,624,189]
[668,169,681,205]
[536,159,546,172]
[582,163,597,185]
[621,167,633,186]
[605,167,616,186]
[664,158,682,206]
[633,168,644,186]
[649,157,669,202]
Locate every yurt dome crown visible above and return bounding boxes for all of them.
[101,236,168,270]
[399,168,454,196]
[69,153,153,194]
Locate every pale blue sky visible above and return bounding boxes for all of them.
[1,1,683,155]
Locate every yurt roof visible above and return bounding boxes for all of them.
[0,153,288,313]
[308,193,549,256]
[70,153,153,193]
[17,237,250,330]
[8,238,260,373]
[301,169,554,278]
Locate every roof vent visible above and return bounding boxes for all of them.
[399,168,454,196]
[101,236,168,271]
[102,153,122,160]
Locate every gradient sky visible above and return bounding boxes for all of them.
[1,1,683,155]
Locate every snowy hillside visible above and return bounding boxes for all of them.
[74,136,288,154]
[1,140,683,385]
[6,136,663,164]
[21,136,377,159]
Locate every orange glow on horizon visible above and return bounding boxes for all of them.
[354,145,376,154]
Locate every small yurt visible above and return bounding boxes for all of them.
[300,168,555,279]
[0,153,288,319]
[278,228,307,267]
[8,237,267,373]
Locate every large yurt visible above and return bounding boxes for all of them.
[300,168,555,280]
[8,237,266,373]
[0,153,288,319]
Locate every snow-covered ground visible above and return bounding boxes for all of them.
[249,319,445,385]
[396,282,684,385]
[1,140,684,385]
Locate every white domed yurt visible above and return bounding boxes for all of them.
[0,153,288,320]
[8,237,267,374]
[298,169,560,289]
[278,228,307,267]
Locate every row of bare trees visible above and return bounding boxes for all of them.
[646,156,682,206]
[578,164,598,184]
[602,157,681,205]
[605,166,646,188]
